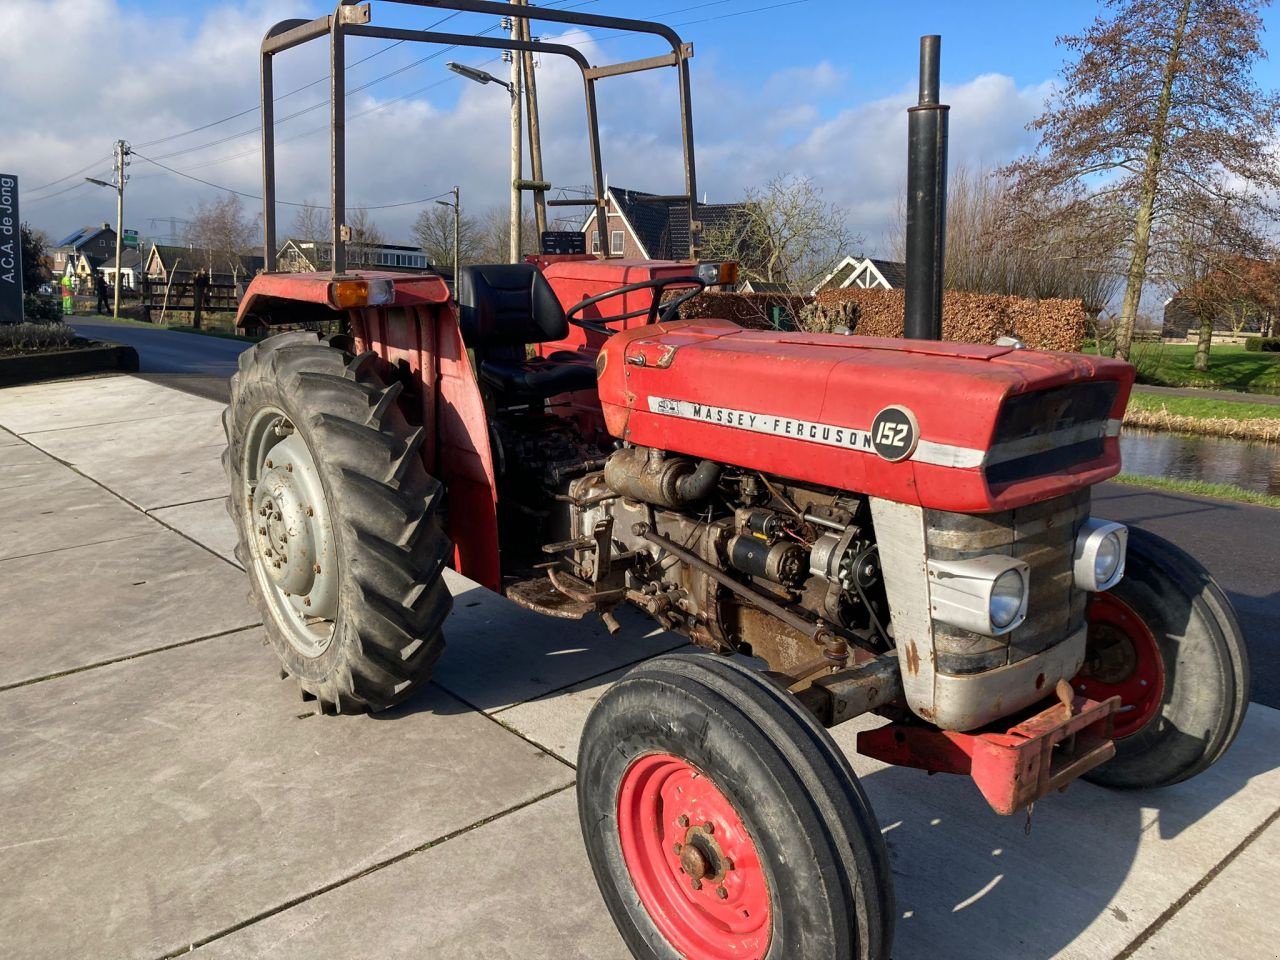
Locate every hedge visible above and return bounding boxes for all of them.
[1244,337,1280,352]
[811,288,1087,353]
[679,288,1087,352]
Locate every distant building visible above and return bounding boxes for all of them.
[144,245,265,285]
[811,256,906,295]
[579,186,756,262]
[100,250,145,291]
[52,223,118,282]
[276,238,434,273]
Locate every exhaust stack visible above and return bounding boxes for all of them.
[904,35,949,341]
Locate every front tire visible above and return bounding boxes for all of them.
[224,333,452,713]
[1076,527,1250,789]
[578,653,893,960]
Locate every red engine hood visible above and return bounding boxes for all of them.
[597,320,1134,513]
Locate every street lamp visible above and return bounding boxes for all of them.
[435,186,461,284]
[449,51,522,264]
[84,139,130,319]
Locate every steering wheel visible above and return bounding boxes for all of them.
[565,275,707,337]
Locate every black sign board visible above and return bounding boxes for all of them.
[541,230,586,256]
[0,173,21,324]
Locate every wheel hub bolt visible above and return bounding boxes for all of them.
[716,886,728,900]
[691,878,702,891]
[677,815,689,828]
[304,597,312,607]
[265,459,273,468]
[673,842,683,855]
[313,564,322,574]
[703,821,714,834]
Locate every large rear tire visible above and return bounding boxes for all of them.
[1076,527,1250,789]
[578,653,893,960]
[224,332,452,713]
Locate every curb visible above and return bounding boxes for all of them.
[0,343,140,387]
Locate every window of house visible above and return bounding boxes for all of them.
[591,233,601,254]
[610,230,624,255]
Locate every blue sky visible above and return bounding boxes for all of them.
[7,0,1280,255]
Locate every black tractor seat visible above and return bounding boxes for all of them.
[457,263,597,400]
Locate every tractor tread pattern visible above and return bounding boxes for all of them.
[224,334,451,713]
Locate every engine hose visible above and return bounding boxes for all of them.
[674,460,721,503]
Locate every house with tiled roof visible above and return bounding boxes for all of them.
[51,223,117,281]
[811,256,906,295]
[144,244,265,285]
[580,186,755,262]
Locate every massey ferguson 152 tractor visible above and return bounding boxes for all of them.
[225,3,1250,957]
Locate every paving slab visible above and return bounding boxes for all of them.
[0,373,219,433]
[0,464,155,561]
[20,407,227,511]
[1134,817,1280,959]
[151,497,240,566]
[0,629,574,960]
[187,789,626,960]
[432,569,687,713]
[0,425,24,446]
[498,657,1280,960]
[0,528,259,688]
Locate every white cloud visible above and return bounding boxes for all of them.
[3,1,1052,258]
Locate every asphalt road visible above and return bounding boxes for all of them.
[70,316,244,402]
[71,315,1279,707]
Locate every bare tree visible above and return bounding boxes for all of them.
[474,206,538,265]
[1004,0,1280,360]
[346,208,384,268]
[892,166,1126,327]
[290,202,331,243]
[412,204,484,271]
[185,194,257,281]
[701,175,858,293]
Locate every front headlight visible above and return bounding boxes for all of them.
[990,568,1026,629]
[927,555,1030,636]
[1074,519,1128,592]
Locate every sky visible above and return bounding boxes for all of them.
[4,0,1279,257]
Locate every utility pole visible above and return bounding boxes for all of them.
[435,186,461,282]
[515,0,547,241]
[113,140,130,319]
[504,16,523,263]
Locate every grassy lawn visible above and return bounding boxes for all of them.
[1124,342,1280,394]
[1112,473,1280,509]
[1126,391,1280,420]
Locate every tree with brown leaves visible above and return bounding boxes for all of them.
[1005,0,1280,360]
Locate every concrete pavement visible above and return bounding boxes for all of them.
[0,373,1277,960]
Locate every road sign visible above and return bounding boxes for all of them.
[0,173,21,324]
[123,229,140,249]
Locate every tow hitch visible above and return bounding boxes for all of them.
[858,689,1121,815]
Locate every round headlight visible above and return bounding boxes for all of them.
[1094,532,1122,587]
[990,568,1025,630]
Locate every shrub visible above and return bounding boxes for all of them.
[0,322,79,357]
[1244,337,1280,352]
[22,294,62,324]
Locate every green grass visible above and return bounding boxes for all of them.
[1112,473,1280,509]
[1124,342,1280,394]
[1127,391,1280,420]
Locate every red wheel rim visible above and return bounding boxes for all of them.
[617,753,772,960]
[1075,592,1166,739]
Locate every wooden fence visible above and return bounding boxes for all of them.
[137,277,241,326]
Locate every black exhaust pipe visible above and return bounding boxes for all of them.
[904,35,949,341]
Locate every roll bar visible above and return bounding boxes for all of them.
[260,0,701,274]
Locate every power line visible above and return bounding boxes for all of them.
[131,151,451,210]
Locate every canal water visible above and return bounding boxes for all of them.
[1120,428,1280,496]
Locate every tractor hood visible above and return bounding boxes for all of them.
[596,319,1135,513]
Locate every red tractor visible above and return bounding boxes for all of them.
[225,4,1250,958]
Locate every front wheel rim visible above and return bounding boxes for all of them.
[617,753,772,960]
[1076,592,1166,739]
[242,407,339,659]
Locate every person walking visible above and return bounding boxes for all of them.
[95,272,110,315]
